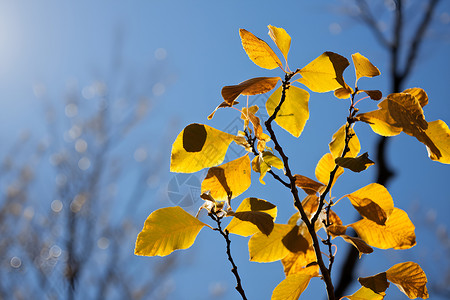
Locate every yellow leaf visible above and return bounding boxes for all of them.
[226,197,277,236]
[315,153,344,187]
[327,224,348,237]
[425,120,450,164]
[221,77,280,104]
[341,235,374,258]
[350,208,416,250]
[266,85,310,137]
[297,51,349,93]
[334,83,354,99]
[252,151,284,184]
[271,267,318,300]
[268,25,291,62]
[358,89,383,101]
[201,154,251,201]
[403,87,428,107]
[358,272,390,294]
[282,225,310,253]
[208,100,239,120]
[386,262,429,299]
[239,28,283,70]
[335,152,375,173]
[329,124,361,159]
[281,247,317,276]
[356,99,403,136]
[346,183,394,225]
[248,224,292,262]
[170,124,236,173]
[345,286,386,300]
[230,211,274,236]
[135,206,207,257]
[294,174,325,195]
[352,52,380,84]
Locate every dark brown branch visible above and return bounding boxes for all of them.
[264,73,336,300]
[209,212,247,300]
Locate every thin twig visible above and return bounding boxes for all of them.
[209,212,247,300]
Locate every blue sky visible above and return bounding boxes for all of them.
[1,1,449,299]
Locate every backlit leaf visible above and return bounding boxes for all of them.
[335,152,375,173]
[239,28,283,70]
[266,85,310,137]
[315,153,344,187]
[294,174,325,195]
[403,88,428,107]
[425,120,450,164]
[135,206,207,257]
[221,77,280,104]
[341,235,374,258]
[297,52,349,93]
[334,83,354,99]
[282,225,310,253]
[329,124,361,159]
[268,25,291,62]
[226,197,277,236]
[352,52,380,84]
[201,154,251,201]
[358,89,383,101]
[170,124,236,173]
[386,262,429,299]
[281,247,317,276]
[345,286,386,300]
[271,266,318,300]
[350,208,416,250]
[249,224,292,262]
[230,211,274,236]
[358,272,390,294]
[208,100,239,120]
[252,151,284,184]
[356,99,403,136]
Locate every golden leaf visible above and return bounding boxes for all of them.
[315,153,344,187]
[350,208,416,250]
[341,235,374,258]
[221,77,280,104]
[252,151,284,184]
[248,224,292,262]
[170,124,236,173]
[294,174,325,195]
[386,262,429,299]
[358,89,383,101]
[345,286,386,300]
[266,85,310,137]
[271,266,318,300]
[229,211,274,236]
[345,183,394,225]
[281,247,317,276]
[201,154,251,201]
[297,51,349,93]
[226,197,277,237]
[425,120,450,164]
[239,28,283,69]
[135,206,207,257]
[268,25,291,62]
[335,152,375,173]
[403,87,428,107]
[329,124,361,159]
[352,52,380,84]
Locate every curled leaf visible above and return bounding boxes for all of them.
[294,174,325,195]
[335,152,375,173]
[425,120,450,164]
[341,235,374,258]
[221,77,280,103]
[239,28,283,69]
[358,272,390,294]
[386,262,429,299]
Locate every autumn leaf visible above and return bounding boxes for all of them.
[352,52,380,84]
[208,100,239,120]
[239,28,283,70]
[221,77,280,104]
[249,224,293,262]
[229,211,274,236]
[266,85,310,137]
[281,247,317,276]
[350,208,416,250]
[315,153,344,187]
[425,120,450,164]
[335,152,375,173]
[135,206,207,257]
[359,272,390,294]
[201,154,251,201]
[226,197,277,237]
[268,25,291,62]
[252,151,284,184]
[297,51,349,93]
[294,174,325,195]
[329,124,361,159]
[403,87,428,107]
[341,235,374,258]
[386,262,429,299]
[359,89,383,100]
[271,266,318,300]
[170,124,236,173]
[345,286,386,300]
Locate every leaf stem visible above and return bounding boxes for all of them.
[209,211,247,300]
